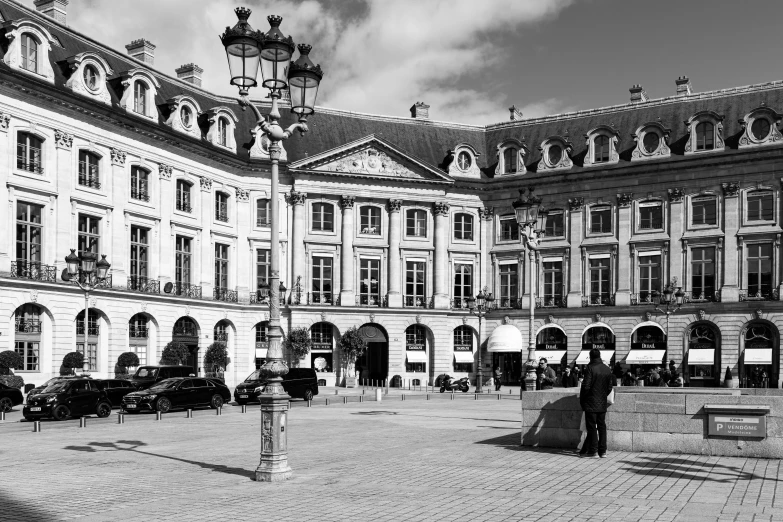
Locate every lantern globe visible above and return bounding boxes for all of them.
[258,281,270,299]
[80,251,97,275]
[466,295,476,310]
[259,15,295,90]
[96,255,111,280]
[220,7,262,95]
[288,44,324,117]
[65,249,80,277]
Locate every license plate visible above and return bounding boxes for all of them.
[240,395,248,398]
[125,404,136,409]
[30,407,41,412]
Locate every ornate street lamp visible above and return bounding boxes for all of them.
[512,188,547,391]
[468,287,494,392]
[651,278,685,368]
[221,7,324,482]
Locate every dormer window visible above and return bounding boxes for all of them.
[642,133,659,153]
[457,151,472,170]
[181,105,193,129]
[631,122,671,162]
[21,34,38,73]
[548,145,563,165]
[504,148,518,172]
[739,106,783,149]
[206,107,239,152]
[594,135,610,163]
[537,136,573,172]
[163,95,202,139]
[751,118,770,140]
[83,65,99,91]
[218,118,228,146]
[495,139,527,176]
[118,69,160,121]
[134,82,148,114]
[64,52,113,105]
[583,126,620,167]
[684,111,724,155]
[696,122,714,151]
[3,21,56,83]
[448,144,481,178]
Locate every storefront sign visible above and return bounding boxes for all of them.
[624,349,666,365]
[708,415,766,438]
[631,342,667,350]
[582,343,615,351]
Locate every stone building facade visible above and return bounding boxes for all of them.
[1,1,781,389]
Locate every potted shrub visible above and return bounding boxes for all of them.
[338,326,367,387]
[0,350,25,389]
[724,366,737,388]
[61,351,85,375]
[160,341,190,366]
[204,342,230,378]
[116,352,140,378]
[285,327,312,368]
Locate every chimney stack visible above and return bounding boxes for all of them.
[34,0,68,24]
[126,39,156,66]
[629,84,648,104]
[410,101,430,119]
[176,64,204,88]
[676,76,692,96]
[509,105,523,121]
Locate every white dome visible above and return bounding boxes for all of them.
[487,324,523,352]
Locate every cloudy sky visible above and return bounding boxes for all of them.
[30,0,783,125]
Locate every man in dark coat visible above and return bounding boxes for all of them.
[536,358,557,390]
[579,348,615,458]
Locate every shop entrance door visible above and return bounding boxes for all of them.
[493,352,522,385]
[357,324,389,384]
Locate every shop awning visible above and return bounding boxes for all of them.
[624,350,666,365]
[453,351,474,363]
[537,350,567,363]
[406,351,428,363]
[576,350,615,365]
[255,348,268,358]
[744,348,773,364]
[487,324,523,352]
[687,349,714,365]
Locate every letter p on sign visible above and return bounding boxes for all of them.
[717,423,724,430]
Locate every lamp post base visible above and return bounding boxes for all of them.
[255,392,292,482]
[523,363,537,392]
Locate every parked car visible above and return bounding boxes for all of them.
[121,377,230,413]
[234,367,319,404]
[0,382,24,412]
[23,379,112,421]
[129,365,194,390]
[95,379,136,407]
[26,376,89,400]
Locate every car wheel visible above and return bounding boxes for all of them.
[52,405,71,421]
[96,402,112,418]
[210,394,224,409]
[156,397,171,413]
[0,397,13,412]
[303,388,314,401]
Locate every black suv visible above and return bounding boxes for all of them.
[23,379,112,421]
[129,365,194,390]
[0,382,24,412]
[121,377,231,413]
[234,368,319,403]
[95,379,136,407]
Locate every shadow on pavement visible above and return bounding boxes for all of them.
[63,440,255,480]
[618,455,779,483]
[0,491,57,521]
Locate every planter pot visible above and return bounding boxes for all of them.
[636,379,645,387]
[725,379,739,389]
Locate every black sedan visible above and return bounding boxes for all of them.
[0,382,24,412]
[121,377,230,413]
[95,379,136,407]
[23,379,112,421]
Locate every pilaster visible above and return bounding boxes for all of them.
[288,191,307,286]
[479,207,493,299]
[157,164,173,286]
[567,198,584,307]
[200,176,213,296]
[668,188,685,287]
[433,202,450,309]
[721,181,740,302]
[236,188,251,298]
[110,148,127,286]
[0,114,11,271]
[387,199,402,307]
[339,195,355,306]
[615,193,632,306]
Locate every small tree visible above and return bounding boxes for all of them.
[116,352,140,377]
[338,327,367,375]
[61,351,85,375]
[286,327,312,365]
[725,366,733,381]
[160,341,189,365]
[204,342,230,376]
[0,350,24,376]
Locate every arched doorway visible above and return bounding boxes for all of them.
[357,323,388,384]
[129,313,150,366]
[626,324,667,370]
[76,308,106,371]
[453,325,475,375]
[685,322,720,387]
[741,322,779,388]
[578,326,615,367]
[536,325,568,379]
[14,304,42,372]
[487,324,523,385]
[172,317,199,374]
[310,322,337,386]
[405,324,429,385]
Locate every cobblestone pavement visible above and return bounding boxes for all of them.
[2,396,782,522]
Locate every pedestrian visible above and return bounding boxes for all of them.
[561,366,574,388]
[622,368,636,387]
[669,372,684,387]
[579,348,615,458]
[573,365,581,384]
[613,362,624,386]
[536,358,557,390]
[493,365,502,391]
[669,359,677,375]
[649,368,661,387]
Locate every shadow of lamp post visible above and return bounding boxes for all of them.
[467,287,494,392]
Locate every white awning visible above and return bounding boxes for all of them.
[576,350,614,365]
[406,351,428,363]
[744,348,773,364]
[487,324,523,352]
[537,350,567,363]
[255,348,268,358]
[624,350,666,365]
[453,351,474,363]
[687,348,715,365]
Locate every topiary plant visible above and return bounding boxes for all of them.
[338,326,367,366]
[62,351,85,375]
[0,350,24,376]
[204,342,230,374]
[160,341,189,365]
[285,327,312,362]
[0,375,24,389]
[116,352,140,377]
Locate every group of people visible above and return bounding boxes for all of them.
[616,361,684,388]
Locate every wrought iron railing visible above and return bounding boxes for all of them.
[451,297,470,310]
[17,146,43,173]
[404,295,433,308]
[581,294,615,307]
[174,282,202,299]
[357,294,386,307]
[535,295,566,308]
[76,322,100,336]
[214,332,228,342]
[129,325,148,339]
[15,318,42,333]
[11,261,57,282]
[127,276,160,294]
[740,289,780,302]
[494,297,522,309]
[176,200,192,213]
[215,209,228,222]
[130,187,150,202]
[172,323,198,337]
[69,270,112,289]
[78,162,100,189]
[684,290,720,303]
[630,293,656,306]
[308,292,336,305]
[213,287,238,303]
[249,291,287,306]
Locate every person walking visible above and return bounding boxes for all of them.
[493,366,503,391]
[561,366,575,388]
[579,348,615,458]
[536,358,557,390]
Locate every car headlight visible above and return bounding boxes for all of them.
[254,386,265,394]
[46,396,57,403]
[145,394,157,400]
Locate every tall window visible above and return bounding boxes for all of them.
[454,213,473,241]
[78,151,101,189]
[176,180,192,212]
[542,261,563,304]
[312,203,334,232]
[14,304,41,371]
[256,249,270,291]
[175,235,192,290]
[217,117,228,147]
[130,167,150,201]
[589,258,611,304]
[499,264,518,307]
[16,202,42,270]
[78,214,100,258]
[453,264,472,308]
[747,191,774,221]
[453,325,473,372]
[16,132,43,173]
[638,255,661,302]
[359,258,380,305]
[133,81,148,115]
[503,147,518,173]
[256,199,270,227]
[594,135,610,163]
[21,34,38,73]
[405,325,426,372]
[128,313,148,366]
[639,202,663,230]
[360,206,381,234]
[692,196,717,226]
[499,215,519,241]
[310,323,333,373]
[405,261,426,306]
[691,247,715,300]
[590,207,611,234]
[129,226,149,287]
[214,321,228,343]
[214,243,229,290]
[747,243,773,297]
[215,192,229,222]
[545,211,564,237]
[311,256,333,303]
[406,209,427,237]
[255,322,269,345]
[695,122,714,151]
[76,310,98,371]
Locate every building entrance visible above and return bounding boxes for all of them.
[173,317,199,375]
[357,324,388,384]
[492,352,523,385]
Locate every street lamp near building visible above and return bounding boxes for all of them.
[221,7,323,482]
[512,188,547,391]
[467,286,494,392]
[651,279,685,368]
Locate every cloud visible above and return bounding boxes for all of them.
[40,0,576,125]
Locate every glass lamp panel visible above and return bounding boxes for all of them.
[260,45,291,90]
[289,75,320,115]
[226,40,261,88]
[81,252,97,274]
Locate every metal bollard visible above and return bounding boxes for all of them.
[335,390,339,395]
[241,405,247,414]
[216,407,222,416]
[450,393,454,401]
[359,395,364,403]
[426,394,429,400]
[401,394,405,401]
[375,388,383,402]
[307,400,312,407]
[498,394,501,400]
[474,393,478,400]
[79,417,87,428]
[326,398,330,406]
[117,413,125,424]
[343,397,347,404]
[156,412,162,421]
[186,409,193,418]
[0,411,5,421]
[33,420,41,432]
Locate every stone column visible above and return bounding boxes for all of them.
[479,207,493,296]
[387,199,403,307]
[288,191,307,300]
[236,188,251,299]
[667,189,685,288]
[433,202,450,309]
[109,148,128,287]
[157,164,173,287]
[339,195,355,306]
[566,198,584,308]
[0,115,12,272]
[53,129,74,272]
[721,182,740,302]
[615,193,633,306]
[199,176,214,297]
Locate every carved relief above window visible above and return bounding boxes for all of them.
[117,69,161,121]
[684,111,724,155]
[2,20,57,83]
[583,126,620,168]
[63,52,114,105]
[205,106,239,152]
[537,135,573,172]
[163,95,202,139]
[495,138,528,176]
[448,143,481,179]
[631,122,671,161]
[738,106,783,149]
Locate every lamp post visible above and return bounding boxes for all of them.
[64,248,110,374]
[221,7,323,482]
[512,188,547,391]
[651,278,685,369]
[467,286,494,392]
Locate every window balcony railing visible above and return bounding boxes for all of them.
[130,187,150,202]
[11,261,57,283]
[128,276,160,294]
[249,291,287,306]
[78,164,101,189]
[356,294,386,307]
[174,282,202,299]
[535,295,566,308]
[740,289,780,302]
[172,323,198,337]
[69,270,112,289]
[17,147,43,173]
[15,318,42,333]
[630,293,656,306]
[129,325,148,339]
[213,287,238,303]
[684,290,721,303]
[499,231,519,242]
[404,295,433,308]
[581,294,615,307]
[308,292,336,305]
[451,297,470,310]
[215,209,228,222]
[214,332,228,342]
[494,297,522,309]
[76,323,100,336]
[176,200,192,213]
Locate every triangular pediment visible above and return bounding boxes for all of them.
[289,135,453,183]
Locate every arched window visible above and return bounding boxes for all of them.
[134,81,148,115]
[584,326,614,346]
[406,209,427,237]
[78,150,101,189]
[21,34,39,73]
[83,64,99,91]
[312,202,334,232]
[454,213,473,241]
[688,324,718,385]
[310,322,334,373]
[632,326,665,345]
[217,117,228,147]
[743,323,776,388]
[503,147,518,173]
[695,122,714,151]
[405,325,427,373]
[176,180,192,213]
[76,309,100,370]
[17,132,43,173]
[128,313,148,366]
[173,317,198,337]
[14,304,41,371]
[180,105,193,129]
[213,321,229,343]
[453,325,474,372]
[130,166,150,201]
[594,135,610,163]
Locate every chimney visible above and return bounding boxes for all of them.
[509,105,523,121]
[410,101,430,119]
[629,84,648,103]
[176,63,204,88]
[126,39,156,65]
[676,76,692,96]
[34,0,68,24]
